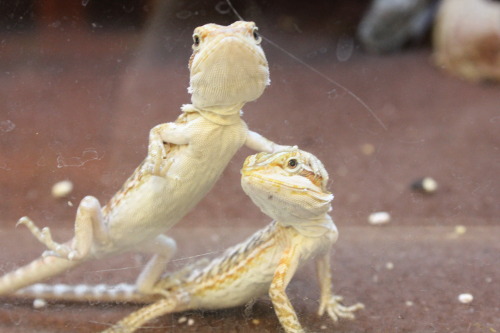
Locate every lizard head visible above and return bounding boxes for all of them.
[241,148,333,224]
[188,21,270,114]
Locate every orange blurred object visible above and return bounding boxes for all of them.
[433,0,500,82]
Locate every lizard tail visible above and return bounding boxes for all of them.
[14,283,156,304]
[0,255,82,296]
[101,297,182,333]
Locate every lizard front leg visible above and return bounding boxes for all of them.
[245,130,293,153]
[316,252,364,322]
[269,244,304,333]
[17,195,108,261]
[146,122,192,176]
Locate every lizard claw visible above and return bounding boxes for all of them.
[16,216,35,228]
[16,217,80,260]
[41,247,79,261]
[318,294,364,323]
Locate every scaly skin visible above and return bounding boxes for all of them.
[17,149,364,333]
[0,21,288,296]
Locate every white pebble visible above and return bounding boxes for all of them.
[385,262,394,270]
[421,177,438,193]
[320,324,328,329]
[405,300,414,307]
[458,293,473,304]
[412,177,438,193]
[178,316,187,324]
[368,211,391,225]
[187,318,195,326]
[33,298,47,309]
[51,180,73,198]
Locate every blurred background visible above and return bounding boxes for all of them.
[0,0,498,332]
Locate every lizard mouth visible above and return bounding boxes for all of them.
[241,173,333,221]
[242,173,331,200]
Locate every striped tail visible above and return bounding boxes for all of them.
[0,255,82,296]
[15,283,157,304]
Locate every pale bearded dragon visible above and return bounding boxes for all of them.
[0,21,288,296]
[17,149,364,333]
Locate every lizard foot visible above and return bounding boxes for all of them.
[318,295,364,322]
[17,217,79,260]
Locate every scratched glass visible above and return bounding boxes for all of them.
[0,1,498,332]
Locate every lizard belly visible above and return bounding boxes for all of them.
[191,230,335,310]
[193,264,276,310]
[190,245,281,310]
[105,175,174,246]
[105,118,248,249]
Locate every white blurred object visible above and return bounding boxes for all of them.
[33,298,47,309]
[458,293,474,304]
[433,0,500,82]
[51,180,74,198]
[368,211,391,225]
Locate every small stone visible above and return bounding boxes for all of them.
[454,225,467,235]
[405,300,414,307]
[187,318,195,326]
[320,324,328,330]
[178,316,187,324]
[51,180,73,198]
[368,211,391,225]
[33,298,47,309]
[251,319,261,325]
[385,262,394,270]
[411,177,438,193]
[458,293,473,304]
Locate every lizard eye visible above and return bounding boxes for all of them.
[252,27,261,44]
[193,34,201,47]
[286,158,299,170]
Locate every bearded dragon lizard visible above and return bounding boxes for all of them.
[16,148,364,333]
[0,21,289,296]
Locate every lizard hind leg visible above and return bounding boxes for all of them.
[135,235,177,297]
[101,296,184,333]
[17,195,108,261]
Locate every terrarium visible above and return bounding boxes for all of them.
[0,1,498,332]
